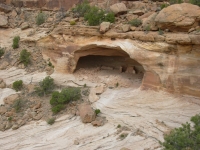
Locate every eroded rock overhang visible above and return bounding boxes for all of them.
[37,29,200,98]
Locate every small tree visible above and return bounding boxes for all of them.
[72,0,91,17]
[13,80,23,91]
[12,36,20,49]
[50,87,81,114]
[47,118,55,125]
[36,12,45,25]
[19,49,31,66]
[35,76,55,96]
[161,114,200,149]
[0,48,5,58]
[95,109,101,115]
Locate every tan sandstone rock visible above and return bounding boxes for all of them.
[0,14,8,27]
[100,22,111,34]
[155,3,200,32]
[3,94,19,105]
[110,3,127,15]
[78,104,96,123]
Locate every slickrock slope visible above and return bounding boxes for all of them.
[0,88,200,150]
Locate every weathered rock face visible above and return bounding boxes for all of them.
[0,14,8,27]
[155,3,200,32]
[1,0,80,10]
[37,23,200,98]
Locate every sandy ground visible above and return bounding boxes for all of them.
[0,67,200,150]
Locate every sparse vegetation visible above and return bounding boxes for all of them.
[0,48,5,58]
[47,118,55,125]
[169,0,183,4]
[160,114,200,150]
[158,29,164,35]
[144,25,150,34]
[12,36,20,49]
[95,109,101,115]
[13,99,23,112]
[161,3,169,9]
[70,20,76,25]
[119,133,128,140]
[13,80,23,91]
[50,87,81,114]
[115,82,119,87]
[35,76,55,96]
[19,49,31,66]
[189,0,200,6]
[73,0,115,26]
[129,19,142,27]
[117,124,121,128]
[8,117,12,121]
[36,12,45,25]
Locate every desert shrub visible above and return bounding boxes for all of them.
[73,0,115,26]
[8,117,12,121]
[129,19,142,27]
[36,12,45,25]
[158,29,164,35]
[170,0,183,4]
[161,3,169,9]
[117,124,121,128]
[70,20,76,25]
[161,114,200,150]
[190,0,200,6]
[50,87,81,113]
[0,48,5,58]
[12,36,20,49]
[84,6,105,26]
[104,12,115,23]
[72,0,91,17]
[95,109,101,115]
[13,99,23,112]
[47,118,55,125]
[13,80,23,91]
[19,49,31,66]
[144,25,150,33]
[35,76,55,96]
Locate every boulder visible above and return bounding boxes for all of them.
[91,116,106,126]
[3,94,19,105]
[0,106,7,114]
[121,24,130,32]
[0,14,8,27]
[99,22,110,34]
[0,3,12,13]
[20,22,29,30]
[155,3,200,32]
[110,3,127,15]
[78,104,96,123]
[0,78,6,88]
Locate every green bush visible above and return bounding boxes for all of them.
[35,76,55,96]
[190,0,200,6]
[12,36,20,49]
[144,25,150,33]
[129,19,142,27]
[70,20,76,25]
[104,12,115,23]
[161,3,169,9]
[13,99,23,112]
[19,49,31,66]
[72,0,91,17]
[36,12,45,25]
[0,48,5,58]
[73,0,115,26]
[161,114,200,149]
[170,0,183,4]
[47,118,55,125]
[13,80,23,91]
[50,87,81,113]
[95,109,101,115]
[84,6,105,26]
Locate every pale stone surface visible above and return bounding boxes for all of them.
[78,104,96,123]
[0,88,200,149]
[0,14,8,27]
[99,22,110,33]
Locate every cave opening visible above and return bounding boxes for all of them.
[74,48,145,88]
